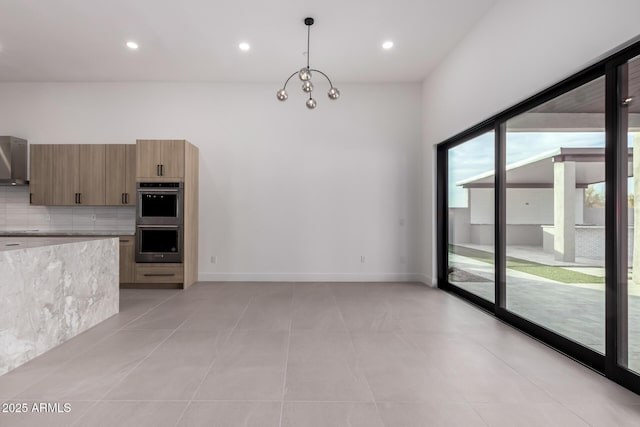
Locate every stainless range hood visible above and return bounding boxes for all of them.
[0,136,28,186]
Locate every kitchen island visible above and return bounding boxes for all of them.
[0,236,119,375]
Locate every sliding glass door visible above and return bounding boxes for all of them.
[620,54,640,375]
[505,76,607,353]
[436,39,640,394]
[447,131,495,303]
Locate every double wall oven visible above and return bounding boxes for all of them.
[136,182,184,263]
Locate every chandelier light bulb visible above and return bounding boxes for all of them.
[302,81,314,93]
[328,87,340,100]
[276,89,288,101]
[306,98,317,109]
[299,67,312,81]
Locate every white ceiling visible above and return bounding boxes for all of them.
[0,0,496,83]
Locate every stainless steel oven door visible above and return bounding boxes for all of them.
[135,225,183,263]
[136,183,184,225]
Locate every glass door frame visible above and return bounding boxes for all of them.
[436,39,640,395]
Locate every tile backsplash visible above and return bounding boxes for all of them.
[0,186,135,232]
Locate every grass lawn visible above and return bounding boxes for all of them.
[449,245,604,284]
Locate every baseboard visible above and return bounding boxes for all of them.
[415,274,436,287]
[197,272,426,283]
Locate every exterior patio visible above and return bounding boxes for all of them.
[448,243,640,373]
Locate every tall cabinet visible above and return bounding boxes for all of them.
[135,139,199,288]
[136,139,185,181]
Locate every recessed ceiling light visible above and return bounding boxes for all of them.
[382,41,394,50]
[238,42,250,51]
[126,41,139,50]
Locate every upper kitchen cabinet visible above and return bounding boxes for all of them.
[30,144,106,206]
[105,144,136,205]
[29,145,53,205]
[51,144,106,205]
[136,140,186,181]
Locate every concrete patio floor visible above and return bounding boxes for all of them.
[448,245,640,374]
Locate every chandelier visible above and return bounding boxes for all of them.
[276,17,340,109]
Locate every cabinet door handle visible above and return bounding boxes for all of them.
[160,164,164,176]
[157,164,161,176]
[30,193,33,204]
[125,193,129,204]
[121,193,125,204]
[143,273,175,277]
[74,193,78,204]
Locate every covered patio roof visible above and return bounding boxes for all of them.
[458,147,633,188]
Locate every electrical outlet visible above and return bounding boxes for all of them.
[210,256,217,264]
[360,255,366,263]
[91,214,96,221]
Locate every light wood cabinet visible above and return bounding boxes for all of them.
[106,144,136,205]
[30,144,132,206]
[135,263,184,283]
[136,139,185,181]
[29,145,53,205]
[133,139,199,289]
[51,145,79,205]
[78,145,106,205]
[119,236,135,283]
[48,144,105,206]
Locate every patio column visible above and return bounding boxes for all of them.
[554,161,576,262]
[633,135,640,285]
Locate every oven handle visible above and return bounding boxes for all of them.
[137,189,181,194]
[136,225,181,229]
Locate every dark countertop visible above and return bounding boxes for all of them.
[0,229,135,237]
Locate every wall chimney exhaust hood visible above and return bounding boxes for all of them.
[0,136,28,186]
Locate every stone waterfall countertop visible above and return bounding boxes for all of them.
[0,236,119,375]
[0,236,116,252]
[0,229,135,237]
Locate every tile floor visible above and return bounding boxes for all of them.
[1,282,640,426]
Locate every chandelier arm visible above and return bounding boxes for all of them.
[309,69,334,88]
[282,71,298,89]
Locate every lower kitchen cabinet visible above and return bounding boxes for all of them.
[119,236,135,284]
[135,263,184,284]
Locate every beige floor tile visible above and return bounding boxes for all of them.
[291,285,346,331]
[566,402,640,426]
[281,402,384,427]
[234,287,293,331]
[194,330,288,400]
[285,332,373,401]
[104,330,229,400]
[72,401,187,427]
[178,299,250,331]
[16,330,171,400]
[473,403,590,427]
[123,298,204,330]
[176,401,280,427]
[377,402,487,427]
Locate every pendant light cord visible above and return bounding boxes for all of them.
[307,24,310,69]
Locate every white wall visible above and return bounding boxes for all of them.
[470,188,583,225]
[0,82,423,282]
[422,0,640,283]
